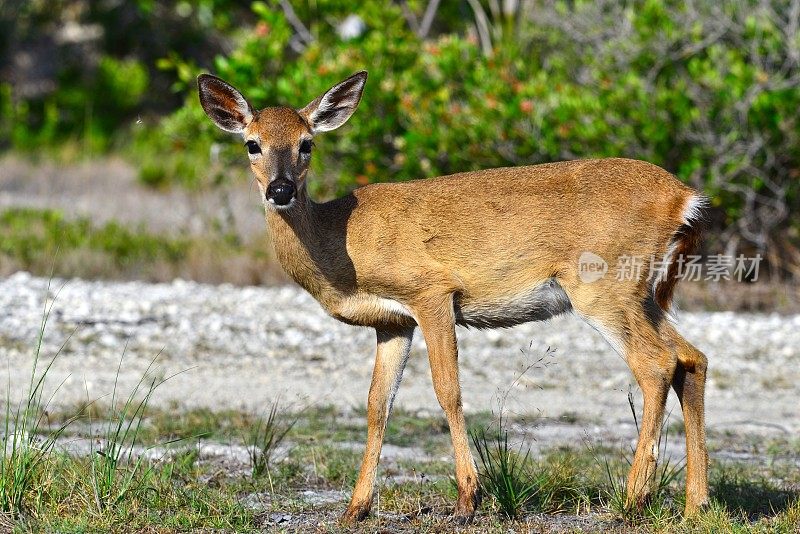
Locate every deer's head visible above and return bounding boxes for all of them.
[198,71,367,209]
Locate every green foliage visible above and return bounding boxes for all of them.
[0,208,188,269]
[97,57,149,114]
[138,0,799,271]
[129,105,224,189]
[0,0,252,152]
[0,56,149,153]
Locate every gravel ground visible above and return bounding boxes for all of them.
[2,272,799,440]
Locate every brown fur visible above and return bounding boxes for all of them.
[197,72,711,523]
[656,220,705,310]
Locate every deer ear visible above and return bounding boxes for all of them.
[197,74,254,133]
[299,71,367,133]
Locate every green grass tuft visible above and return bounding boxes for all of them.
[0,281,78,518]
[596,392,686,524]
[248,400,295,480]
[88,350,179,512]
[471,423,539,519]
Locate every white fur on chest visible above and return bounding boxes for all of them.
[333,294,415,325]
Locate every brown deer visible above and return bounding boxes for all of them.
[198,71,709,523]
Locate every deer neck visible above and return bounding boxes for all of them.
[265,193,356,308]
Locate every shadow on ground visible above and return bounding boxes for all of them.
[713,471,799,520]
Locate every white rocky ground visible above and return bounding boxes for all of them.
[1,272,798,440]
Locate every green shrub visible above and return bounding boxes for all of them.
[0,0,252,153]
[142,0,798,273]
[0,208,188,269]
[2,1,798,273]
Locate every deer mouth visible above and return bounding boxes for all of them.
[266,179,296,207]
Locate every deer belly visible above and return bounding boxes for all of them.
[455,278,573,329]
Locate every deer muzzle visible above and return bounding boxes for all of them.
[266,179,296,207]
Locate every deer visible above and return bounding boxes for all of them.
[197,70,709,524]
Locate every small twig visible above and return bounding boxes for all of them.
[418,0,441,38]
[399,0,420,34]
[279,0,313,46]
[466,0,493,56]
[627,389,639,434]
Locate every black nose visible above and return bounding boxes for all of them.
[267,180,296,206]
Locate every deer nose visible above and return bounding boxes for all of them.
[266,179,296,206]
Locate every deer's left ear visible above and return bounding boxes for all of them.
[198,74,254,134]
[299,71,367,133]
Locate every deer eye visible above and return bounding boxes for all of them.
[299,139,313,156]
[245,140,261,155]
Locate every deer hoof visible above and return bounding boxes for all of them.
[341,503,370,523]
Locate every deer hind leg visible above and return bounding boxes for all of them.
[576,301,676,510]
[622,319,676,510]
[413,294,480,524]
[343,327,413,523]
[663,323,709,515]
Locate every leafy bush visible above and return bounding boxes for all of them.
[143,0,798,274]
[0,0,252,152]
[2,1,798,274]
[0,55,148,153]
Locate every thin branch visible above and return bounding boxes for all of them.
[279,0,313,46]
[399,0,420,34]
[418,0,441,38]
[466,0,493,56]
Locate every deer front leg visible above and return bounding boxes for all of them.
[415,295,480,524]
[343,327,414,523]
